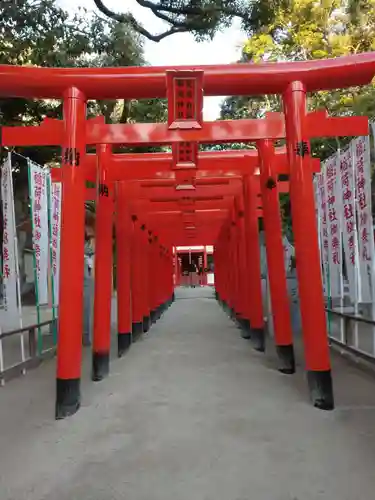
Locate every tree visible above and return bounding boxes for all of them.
[0,0,167,296]
[220,0,375,238]
[223,0,375,161]
[92,0,258,42]
[0,1,167,174]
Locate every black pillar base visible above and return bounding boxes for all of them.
[55,378,81,420]
[307,370,334,410]
[143,316,151,333]
[157,305,163,318]
[215,291,219,300]
[233,312,243,328]
[150,309,157,324]
[240,319,252,339]
[250,328,265,352]
[92,351,110,382]
[235,315,242,326]
[118,332,132,357]
[172,292,175,302]
[132,321,143,341]
[155,307,161,320]
[276,344,296,374]
[237,316,250,331]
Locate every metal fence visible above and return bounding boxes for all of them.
[325,306,375,361]
[0,319,57,384]
[261,272,375,363]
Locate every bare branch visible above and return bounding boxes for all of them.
[92,0,255,41]
[92,0,189,41]
[135,0,248,19]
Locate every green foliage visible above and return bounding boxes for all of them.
[200,142,255,151]
[0,0,167,187]
[221,0,375,237]
[239,0,375,159]
[93,0,256,42]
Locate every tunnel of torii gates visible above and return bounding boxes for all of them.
[0,54,374,419]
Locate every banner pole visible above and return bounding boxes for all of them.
[0,256,4,386]
[9,153,26,369]
[47,174,57,345]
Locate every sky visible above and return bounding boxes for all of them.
[57,0,245,119]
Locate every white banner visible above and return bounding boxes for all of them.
[353,136,374,303]
[339,147,360,303]
[313,176,324,285]
[316,170,330,291]
[28,161,49,305]
[49,181,62,306]
[1,154,19,321]
[324,153,342,298]
[283,235,294,273]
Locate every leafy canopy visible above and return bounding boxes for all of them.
[92,0,257,41]
[0,0,167,185]
[220,0,375,237]
[222,0,375,162]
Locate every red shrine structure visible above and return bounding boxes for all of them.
[0,53,374,419]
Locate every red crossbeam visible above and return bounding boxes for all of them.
[1,112,367,147]
[0,53,374,98]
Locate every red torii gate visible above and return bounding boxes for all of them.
[44,122,311,386]
[48,143,288,379]
[50,134,302,390]
[81,142,304,382]
[1,53,374,418]
[82,160,291,367]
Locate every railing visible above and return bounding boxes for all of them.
[0,319,57,384]
[261,271,375,364]
[325,307,375,363]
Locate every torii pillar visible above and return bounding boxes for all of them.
[140,223,151,333]
[116,183,133,355]
[92,144,114,381]
[130,216,145,339]
[55,87,86,419]
[283,82,333,409]
[242,174,265,350]
[234,195,252,334]
[258,139,295,373]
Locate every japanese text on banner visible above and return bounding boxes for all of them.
[339,147,360,303]
[49,181,61,306]
[353,136,374,303]
[28,162,49,305]
[316,171,330,290]
[1,154,19,321]
[313,176,323,272]
[324,153,342,298]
